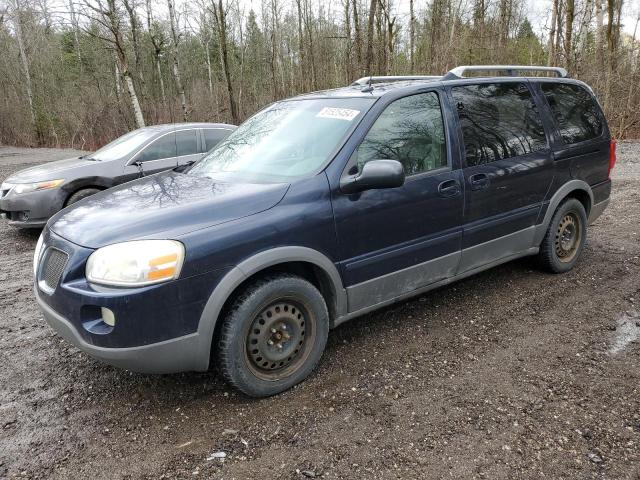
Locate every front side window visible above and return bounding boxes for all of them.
[452,83,547,166]
[352,92,447,176]
[541,83,604,144]
[136,133,177,163]
[189,98,375,183]
[176,130,198,156]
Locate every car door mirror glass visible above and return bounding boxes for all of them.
[340,159,405,194]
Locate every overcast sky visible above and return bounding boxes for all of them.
[34,0,640,40]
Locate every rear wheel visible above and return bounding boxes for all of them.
[537,198,587,273]
[217,274,329,397]
[66,188,101,206]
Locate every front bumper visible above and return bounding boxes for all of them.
[36,288,208,373]
[34,228,229,373]
[0,187,66,228]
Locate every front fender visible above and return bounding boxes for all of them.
[194,246,347,370]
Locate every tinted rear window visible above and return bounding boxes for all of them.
[452,83,547,166]
[541,83,604,144]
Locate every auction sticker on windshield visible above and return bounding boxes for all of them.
[316,107,360,121]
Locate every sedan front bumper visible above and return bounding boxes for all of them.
[0,187,66,228]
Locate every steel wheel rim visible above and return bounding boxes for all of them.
[555,212,582,263]
[245,299,314,380]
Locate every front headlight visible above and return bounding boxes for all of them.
[13,179,65,195]
[86,240,185,287]
[33,233,45,277]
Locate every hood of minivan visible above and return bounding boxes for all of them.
[48,171,289,248]
[7,156,97,183]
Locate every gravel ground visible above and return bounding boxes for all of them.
[0,143,639,479]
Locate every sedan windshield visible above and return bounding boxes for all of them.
[188,98,375,183]
[92,128,157,161]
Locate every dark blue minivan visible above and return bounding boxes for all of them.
[34,66,614,397]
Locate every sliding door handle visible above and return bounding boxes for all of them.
[469,173,490,191]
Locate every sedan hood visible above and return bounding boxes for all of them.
[48,171,289,248]
[7,156,97,183]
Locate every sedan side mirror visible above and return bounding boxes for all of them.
[340,159,405,194]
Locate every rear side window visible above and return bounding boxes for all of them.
[541,83,604,144]
[136,133,177,162]
[203,129,228,151]
[353,92,447,176]
[176,130,198,156]
[452,83,547,166]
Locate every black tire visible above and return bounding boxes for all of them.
[217,274,329,397]
[537,198,588,273]
[66,188,101,206]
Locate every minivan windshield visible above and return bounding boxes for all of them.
[91,128,157,161]
[188,98,375,183]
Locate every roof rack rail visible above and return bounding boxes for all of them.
[443,65,568,80]
[351,75,440,86]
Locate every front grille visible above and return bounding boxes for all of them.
[40,248,68,291]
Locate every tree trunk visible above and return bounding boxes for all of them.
[295,0,306,90]
[168,0,188,121]
[303,0,318,90]
[123,0,146,99]
[554,0,564,66]
[344,0,352,82]
[548,0,558,65]
[409,0,415,72]
[213,0,239,123]
[565,0,574,70]
[352,0,362,75]
[595,0,604,69]
[124,72,145,128]
[365,0,377,74]
[68,0,83,71]
[11,2,38,142]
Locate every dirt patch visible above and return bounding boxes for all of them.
[1,143,639,479]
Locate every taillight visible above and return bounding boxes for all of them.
[608,139,617,178]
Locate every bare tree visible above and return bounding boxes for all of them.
[82,0,145,127]
[167,0,188,120]
[9,0,38,141]
[565,0,575,70]
[364,0,377,73]
[211,0,238,123]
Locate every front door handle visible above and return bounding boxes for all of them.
[437,179,461,197]
[469,173,490,191]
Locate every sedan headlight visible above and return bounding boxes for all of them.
[13,179,65,195]
[86,240,185,287]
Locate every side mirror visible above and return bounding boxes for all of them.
[340,159,405,194]
[174,160,196,173]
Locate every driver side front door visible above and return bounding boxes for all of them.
[330,90,464,313]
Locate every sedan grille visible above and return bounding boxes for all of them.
[40,248,68,291]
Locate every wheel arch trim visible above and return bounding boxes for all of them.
[533,179,594,245]
[194,246,347,370]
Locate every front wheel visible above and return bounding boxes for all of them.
[66,188,101,206]
[216,274,329,397]
[537,198,588,273]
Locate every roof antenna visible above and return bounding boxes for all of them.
[361,75,374,93]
